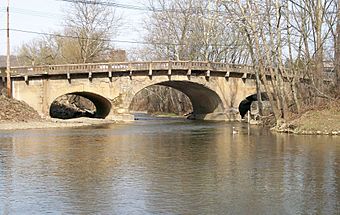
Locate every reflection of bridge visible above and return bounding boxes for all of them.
[0,61,335,120]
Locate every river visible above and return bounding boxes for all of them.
[0,118,339,214]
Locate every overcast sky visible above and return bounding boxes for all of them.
[0,0,149,55]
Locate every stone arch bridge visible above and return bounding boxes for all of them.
[2,61,273,121]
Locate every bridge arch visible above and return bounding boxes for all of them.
[49,91,112,119]
[129,80,224,118]
[11,61,260,120]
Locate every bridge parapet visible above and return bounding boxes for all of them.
[8,61,335,83]
[9,61,254,77]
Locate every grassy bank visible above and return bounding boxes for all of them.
[274,101,340,135]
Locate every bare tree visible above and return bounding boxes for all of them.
[144,0,248,62]
[64,0,121,63]
[18,0,121,65]
[144,0,196,60]
[18,35,59,66]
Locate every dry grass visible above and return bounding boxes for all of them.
[289,100,340,133]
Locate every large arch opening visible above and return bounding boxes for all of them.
[129,85,193,116]
[129,81,224,119]
[49,92,112,119]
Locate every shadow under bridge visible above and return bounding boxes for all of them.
[50,92,112,119]
[157,81,224,117]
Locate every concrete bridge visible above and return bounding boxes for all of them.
[0,61,334,121]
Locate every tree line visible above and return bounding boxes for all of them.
[18,0,339,123]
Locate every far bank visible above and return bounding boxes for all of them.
[272,101,340,136]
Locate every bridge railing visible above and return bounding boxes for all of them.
[49,63,111,74]
[11,61,239,76]
[10,63,114,76]
[148,61,169,70]
[109,63,125,71]
[9,61,335,82]
[139,62,151,70]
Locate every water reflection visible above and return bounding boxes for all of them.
[0,121,339,214]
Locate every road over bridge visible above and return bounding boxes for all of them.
[0,61,334,121]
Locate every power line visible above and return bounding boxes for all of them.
[0,8,144,30]
[0,28,243,48]
[9,28,147,44]
[57,0,228,15]
[0,6,145,26]
[57,0,154,12]
[2,2,337,18]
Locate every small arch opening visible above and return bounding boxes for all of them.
[238,92,269,119]
[50,92,112,119]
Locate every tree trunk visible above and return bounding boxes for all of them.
[315,0,324,89]
[336,0,340,88]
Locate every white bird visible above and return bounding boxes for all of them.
[232,127,239,134]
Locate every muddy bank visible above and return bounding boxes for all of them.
[0,118,117,131]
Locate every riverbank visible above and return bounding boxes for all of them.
[0,118,117,131]
[273,101,340,136]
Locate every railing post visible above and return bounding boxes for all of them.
[168,60,172,76]
[24,75,29,84]
[42,65,48,75]
[225,65,230,78]
[108,64,112,78]
[187,61,192,76]
[206,61,211,78]
[242,72,247,80]
[129,63,133,77]
[242,66,248,81]
[149,61,153,76]
[67,65,71,82]
[242,67,249,81]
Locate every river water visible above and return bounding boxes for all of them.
[0,119,339,214]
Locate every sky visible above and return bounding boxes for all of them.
[0,0,149,55]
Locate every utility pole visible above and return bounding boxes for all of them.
[6,0,12,98]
